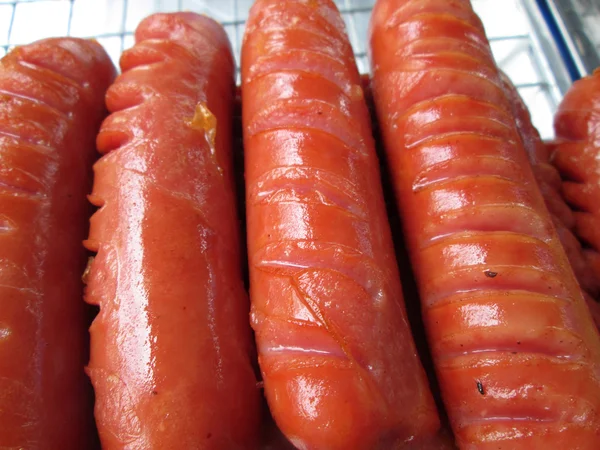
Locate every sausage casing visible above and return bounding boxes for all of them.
[86,13,261,449]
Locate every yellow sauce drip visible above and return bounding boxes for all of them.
[187,102,222,175]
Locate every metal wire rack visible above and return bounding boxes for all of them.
[0,0,575,138]
[545,0,600,77]
[575,0,600,53]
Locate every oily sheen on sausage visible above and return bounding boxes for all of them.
[370,0,600,448]
[85,13,260,449]
[0,38,115,448]
[552,69,600,310]
[500,73,600,327]
[242,0,440,448]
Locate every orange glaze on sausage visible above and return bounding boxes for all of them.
[552,69,600,311]
[85,13,260,449]
[499,73,600,328]
[0,38,115,448]
[370,0,600,448]
[242,0,441,449]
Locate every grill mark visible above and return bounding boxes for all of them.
[422,267,572,302]
[0,88,70,121]
[252,307,321,330]
[395,93,515,129]
[0,166,48,198]
[395,36,494,61]
[248,1,348,45]
[289,273,355,357]
[16,60,83,92]
[0,179,46,199]
[0,71,78,115]
[412,160,520,191]
[253,305,347,360]
[0,124,61,152]
[390,11,487,44]
[247,100,368,156]
[246,68,365,120]
[386,65,507,99]
[0,283,42,296]
[253,240,390,303]
[421,230,553,253]
[249,194,367,222]
[417,204,551,247]
[405,130,516,152]
[245,50,355,95]
[248,166,367,220]
[250,25,352,61]
[283,272,387,407]
[0,134,59,162]
[427,289,570,311]
[439,346,586,363]
[407,101,515,126]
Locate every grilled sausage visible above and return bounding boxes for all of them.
[85,13,261,448]
[552,68,600,311]
[369,0,600,447]
[242,0,440,448]
[500,73,600,326]
[0,38,115,448]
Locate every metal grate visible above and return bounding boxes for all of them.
[546,0,600,77]
[0,0,575,138]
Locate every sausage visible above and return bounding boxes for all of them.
[499,73,600,326]
[369,0,600,448]
[499,75,574,227]
[0,38,115,447]
[85,13,261,448]
[242,0,440,448]
[552,69,600,305]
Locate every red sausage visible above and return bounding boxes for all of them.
[0,38,115,447]
[242,0,440,448]
[552,69,600,303]
[85,13,261,448]
[500,73,600,328]
[370,0,600,448]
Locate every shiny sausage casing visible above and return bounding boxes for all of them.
[552,69,600,306]
[369,0,600,448]
[0,38,115,447]
[242,0,440,448]
[499,73,600,327]
[85,13,260,449]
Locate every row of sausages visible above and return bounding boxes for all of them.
[1,0,600,448]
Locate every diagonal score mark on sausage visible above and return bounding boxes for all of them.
[243,0,441,448]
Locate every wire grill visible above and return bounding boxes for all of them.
[0,0,574,138]
[546,0,600,77]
